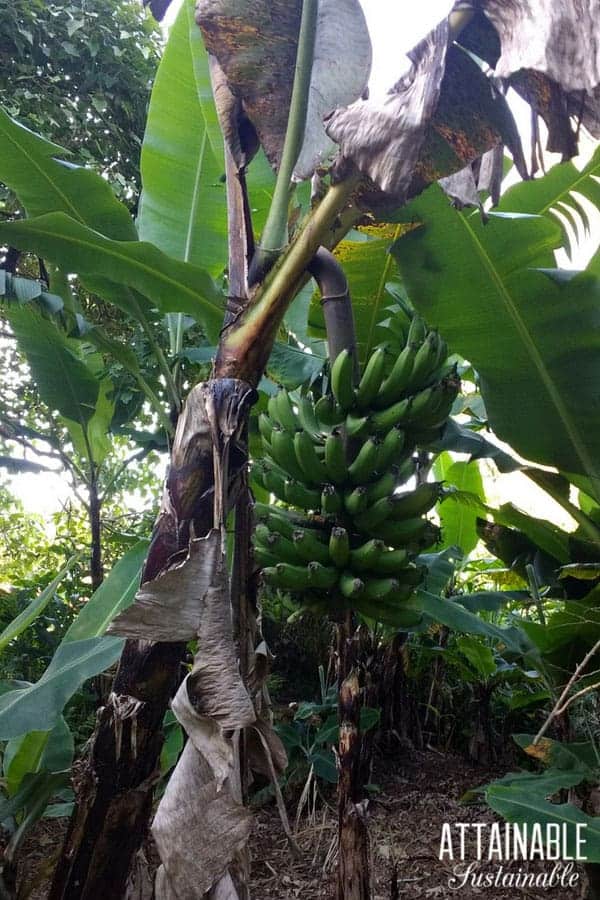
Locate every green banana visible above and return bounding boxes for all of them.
[267,394,280,425]
[263,466,288,502]
[330,348,356,412]
[363,577,400,602]
[284,479,322,511]
[270,532,308,565]
[406,331,440,391]
[348,438,379,485]
[262,563,312,591]
[294,430,329,485]
[329,526,350,568]
[297,395,321,439]
[321,483,342,515]
[324,429,347,484]
[340,572,365,599]
[344,486,369,516]
[390,482,442,519]
[404,386,436,423]
[314,395,343,428]
[407,313,426,345]
[274,389,299,433]
[378,517,430,547]
[434,334,448,369]
[254,545,281,569]
[349,539,385,572]
[255,506,309,540]
[376,426,405,471]
[371,397,412,433]
[308,561,338,590]
[345,412,370,439]
[376,548,410,575]
[292,528,331,565]
[396,454,417,485]
[375,343,416,408]
[251,460,270,491]
[355,347,386,409]
[354,496,394,532]
[413,373,460,427]
[366,470,397,505]
[253,523,274,548]
[258,413,273,444]
[269,427,306,482]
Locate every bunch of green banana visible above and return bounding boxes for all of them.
[252,315,459,625]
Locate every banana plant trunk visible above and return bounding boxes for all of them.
[49,166,361,896]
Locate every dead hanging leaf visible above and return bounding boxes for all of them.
[459,3,600,160]
[152,545,255,897]
[208,55,259,171]
[153,742,251,899]
[293,0,372,181]
[108,530,222,641]
[171,676,234,789]
[187,574,256,731]
[326,19,451,201]
[195,0,371,180]
[480,0,600,94]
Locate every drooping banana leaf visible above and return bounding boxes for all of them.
[391,181,600,502]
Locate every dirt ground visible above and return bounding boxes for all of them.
[249,750,587,900]
[14,750,588,899]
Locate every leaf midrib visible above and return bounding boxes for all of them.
[460,213,600,495]
[2,123,86,225]
[5,217,221,317]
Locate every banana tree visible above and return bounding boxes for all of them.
[1,0,600,898]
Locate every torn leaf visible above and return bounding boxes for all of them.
[171,675,233,789]
[481,0,600,94]
[186,571,255,731]
[195,0,371,180]
[153,742,251,899]
[327,19,450,201]
[108,530,222,641]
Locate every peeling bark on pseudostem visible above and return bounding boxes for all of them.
[49,380,255,900]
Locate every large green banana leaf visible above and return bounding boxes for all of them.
[0,106,136,240]
[0,213,224,339]
[8,305,100,426]
[434,455,484,556]
[0,542,147,739]
[137,0,227,275]
[0,638,123,738]
[392,180,600,501]
[3,717,73,797]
